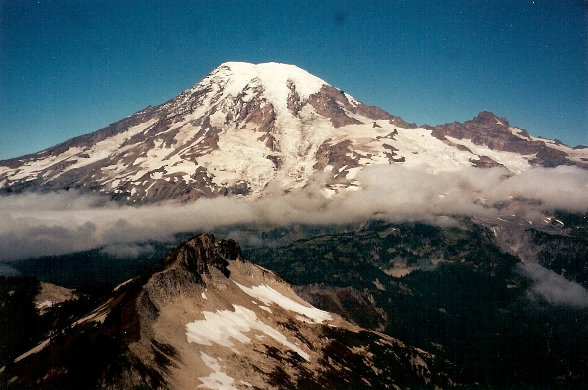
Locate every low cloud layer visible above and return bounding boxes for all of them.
[518,263,588,308]
[100,243,157,259]
[0,165,587,262]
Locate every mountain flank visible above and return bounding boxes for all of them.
[1,233,463,389]
[1,62,586,203]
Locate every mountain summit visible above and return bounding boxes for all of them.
[1,62,586,203]
[1,233,461,389]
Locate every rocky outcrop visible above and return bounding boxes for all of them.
[1,233,464,389]
[432,111,573,167]
[313,139,359,179]
[470,155,505,169]
[144,234,242,304]
[307,85,364,128]
[305,84,415,129]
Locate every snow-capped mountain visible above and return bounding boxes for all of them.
[1,61,586,203]
[1,234,461,389]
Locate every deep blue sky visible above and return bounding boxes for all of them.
[1,0,586,160]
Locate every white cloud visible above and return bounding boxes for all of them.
[0,165,586,261]
[518,263,588,308]
[99,243,156,259]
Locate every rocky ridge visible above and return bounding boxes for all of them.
[1,234,463,389]
[430,111,585,168]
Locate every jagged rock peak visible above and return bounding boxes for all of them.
[142,234,244,307]
[431,111,520,140]
[471,111,510,127]
[168,233,243,278]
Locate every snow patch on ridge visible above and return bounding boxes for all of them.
[446,136,532,173]
[234,282,332,323]
[13,338,51,363]
[526,132,588,165]
[198,352,237,390]
[185,304,310,360]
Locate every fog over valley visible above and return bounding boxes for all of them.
[2,165,586,262]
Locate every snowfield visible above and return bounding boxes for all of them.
[234,282,332,323]
[185,304,310,361]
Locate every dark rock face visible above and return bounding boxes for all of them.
[178,237,224,277]
[235,90,277,134]
[383,142,405,163]
[295,284,389,331]
[266,154,283,169]
[169,233,243,280]
[432,111,573,167]
[470,155,505,169]
[141,234,243,308]
[305,85,415,129]
[389,116,418,129]
[313,139,358,179]
[307,85,364,128]
[286,80,303,116]
[432,111,513,140]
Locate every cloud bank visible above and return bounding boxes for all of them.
[0,165,587,262]
[518,263,588,308]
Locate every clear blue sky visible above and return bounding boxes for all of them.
[1,0,586,160]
